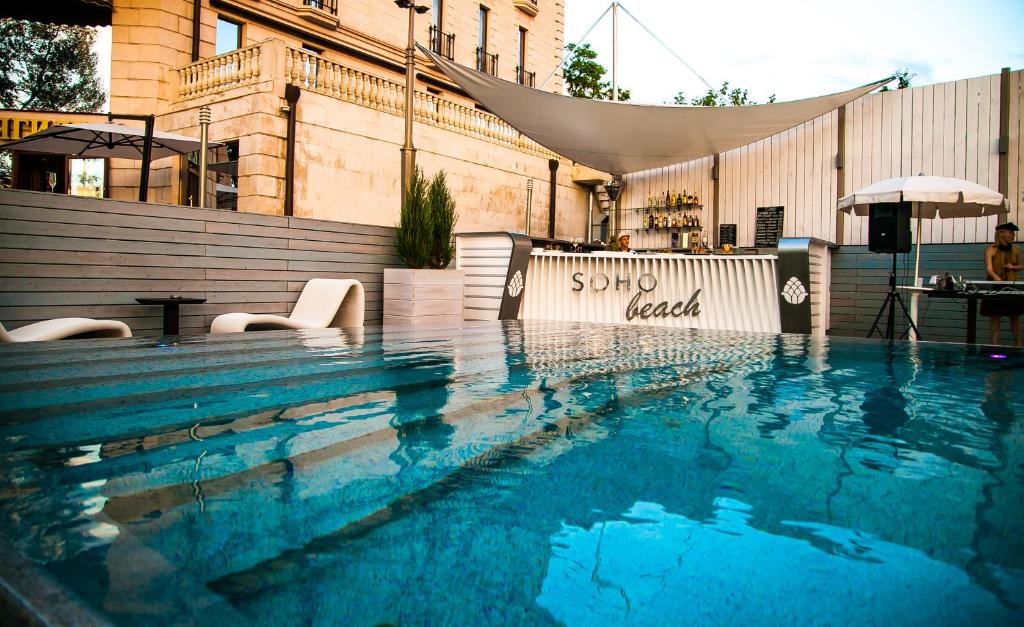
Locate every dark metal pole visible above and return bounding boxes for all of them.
[107,112,155,202]
[139,115,154,202]
[284,84,301,217]
[547,158,558,239]
[191,0,201,62]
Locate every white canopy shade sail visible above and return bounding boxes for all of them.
[0,122,218,160]
[421,44,891,175]
[837,175,1007,219]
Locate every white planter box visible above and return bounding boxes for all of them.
[383,268,465,326]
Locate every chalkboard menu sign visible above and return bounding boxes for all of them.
[754,206,784,248]
[719,224,737,246]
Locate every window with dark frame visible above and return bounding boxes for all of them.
[215,16,242,55]
[518,27,527,70]
[516,27,534,86]
[478,5,488,52]
[476,5,496,76]
[432,0,443,28]
[429,0,454,60]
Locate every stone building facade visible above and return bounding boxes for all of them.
[105,0,598,237]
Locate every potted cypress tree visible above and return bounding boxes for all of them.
[384,169,464,326]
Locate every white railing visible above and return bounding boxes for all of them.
[177,43,262,98]
[283,46,556,159]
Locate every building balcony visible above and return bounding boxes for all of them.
[173,41,555,161]
[476,48,498,77]
[297,0,340,28]
[514,0,539,17]
[429,25,455,61]
[516,66,535,88]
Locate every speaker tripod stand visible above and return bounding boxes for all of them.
[867,252,923,341]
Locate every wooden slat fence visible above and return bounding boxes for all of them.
[621,70,1021,249]
[0,189,398,336]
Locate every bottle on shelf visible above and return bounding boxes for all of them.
[671,213,678,228]
[663,190,670,209]
[694,214,700,228]
[693,192,700,206]
[662,213,669,228]
[648,211,656,229]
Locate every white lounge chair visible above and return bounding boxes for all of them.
[1,318,132,343]
[210,278,365,334]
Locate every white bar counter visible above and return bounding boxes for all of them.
[522,250,781,333]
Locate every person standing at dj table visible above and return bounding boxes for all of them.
[984,221,1024,346]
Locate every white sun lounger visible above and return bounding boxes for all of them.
[1,318,132,342]
[210,278,365,334]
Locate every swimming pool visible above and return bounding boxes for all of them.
[0,321,1021,625]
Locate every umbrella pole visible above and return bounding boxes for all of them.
[138,115,154,202]
[912,202,923,283]
[910,202,923,341]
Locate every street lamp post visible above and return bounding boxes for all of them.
[395,0,430,207]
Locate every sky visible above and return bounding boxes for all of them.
[561,0,1024,104]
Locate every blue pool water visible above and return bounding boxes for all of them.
[0,321,1022,625]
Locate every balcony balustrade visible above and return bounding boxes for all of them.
[516,66,536,87]
[174,42,555,160]
[476,48,498,77]
[429,25,455,61]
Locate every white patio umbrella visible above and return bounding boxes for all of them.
[0,122,220,201]
[837,174,1007,282]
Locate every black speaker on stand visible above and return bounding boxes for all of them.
[866,202,922,341]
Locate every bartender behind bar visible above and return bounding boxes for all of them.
[984,221,1024,346]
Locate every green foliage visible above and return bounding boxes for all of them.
[426,171,458,269]
[0,19,106,111]
[395,168,431,268]
[394,168,459,269]
[563,43,630,102]
[880,69,915,91]
[673,81,776,107]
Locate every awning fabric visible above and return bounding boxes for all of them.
[421,44,890,175]
[0,123,219,160]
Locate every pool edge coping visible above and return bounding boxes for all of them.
[0,536,112,627]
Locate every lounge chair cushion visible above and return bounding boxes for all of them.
[1,318,132,343]
[210,278,364,334]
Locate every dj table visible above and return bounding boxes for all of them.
[923,282,1024,344]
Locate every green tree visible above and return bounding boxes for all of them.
[0,19,106,111]
[562,43,630,102]
[395,169,459,269]
[673,81,776,107]
[880,68,914,91]
[426,171,458,269]
[0,19,106,184]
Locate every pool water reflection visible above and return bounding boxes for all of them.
[0,321,1021,625]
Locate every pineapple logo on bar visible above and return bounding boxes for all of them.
[782,277,808,304]
[508,270,524,297]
